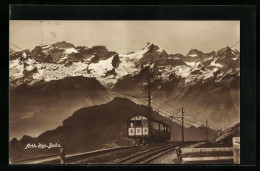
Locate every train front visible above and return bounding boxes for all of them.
[127,115,149,145]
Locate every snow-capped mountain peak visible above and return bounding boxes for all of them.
[186,49,204,57]
[216,46,239,58]
[9,42,240,89]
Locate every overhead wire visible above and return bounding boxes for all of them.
[119,92,197,127]
[107,89,207,128]
[10,43,24,51]
[153,96,181,112]
[230,40,240,49]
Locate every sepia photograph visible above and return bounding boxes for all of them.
[9,20,241,164]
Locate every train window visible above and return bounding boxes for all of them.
[163,126,168,131]
[154,122,159,130]
[135,120,142,126]
[151,121,159,130]
[129,121,134,127]
[160,124,164,131]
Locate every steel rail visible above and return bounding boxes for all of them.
[116,142,196,164]
[12,145,137,164]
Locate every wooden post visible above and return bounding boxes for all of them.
[59,147,65,164]
[175,147,182,164]
[232,137,240,164]
[175,148,179,164]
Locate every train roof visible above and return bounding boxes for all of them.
[129,113,171,127]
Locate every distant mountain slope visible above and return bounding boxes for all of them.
[10,76,110,140]
[9,97,216,162]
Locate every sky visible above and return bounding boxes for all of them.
[10,20,240,55]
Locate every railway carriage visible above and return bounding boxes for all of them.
[127,114,171,144]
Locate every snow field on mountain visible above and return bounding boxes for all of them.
[116,57,140,77]
[210,59,223,68]
[42,47,54,55]
[188,54,198,57]
[120,43,152,60]
[157,60,221,84]
[88,57,114,76]
[203,56,213,61]
[64,48,78,54]
[185,61,197,67]
[88,55,140,86]
[9,58,24,80]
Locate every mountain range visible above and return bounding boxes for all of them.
[9,41,240,140]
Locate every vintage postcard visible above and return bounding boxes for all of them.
[9,20,240,164]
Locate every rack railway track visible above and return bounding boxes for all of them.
[13,142,201,164]
[114,141,197,164]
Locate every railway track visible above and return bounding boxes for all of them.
[17,142,200,164]
[114,142,196,164]
[13,145,137,164]
[73,142,175,164]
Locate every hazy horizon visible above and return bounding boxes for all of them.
[10,20,240,55]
